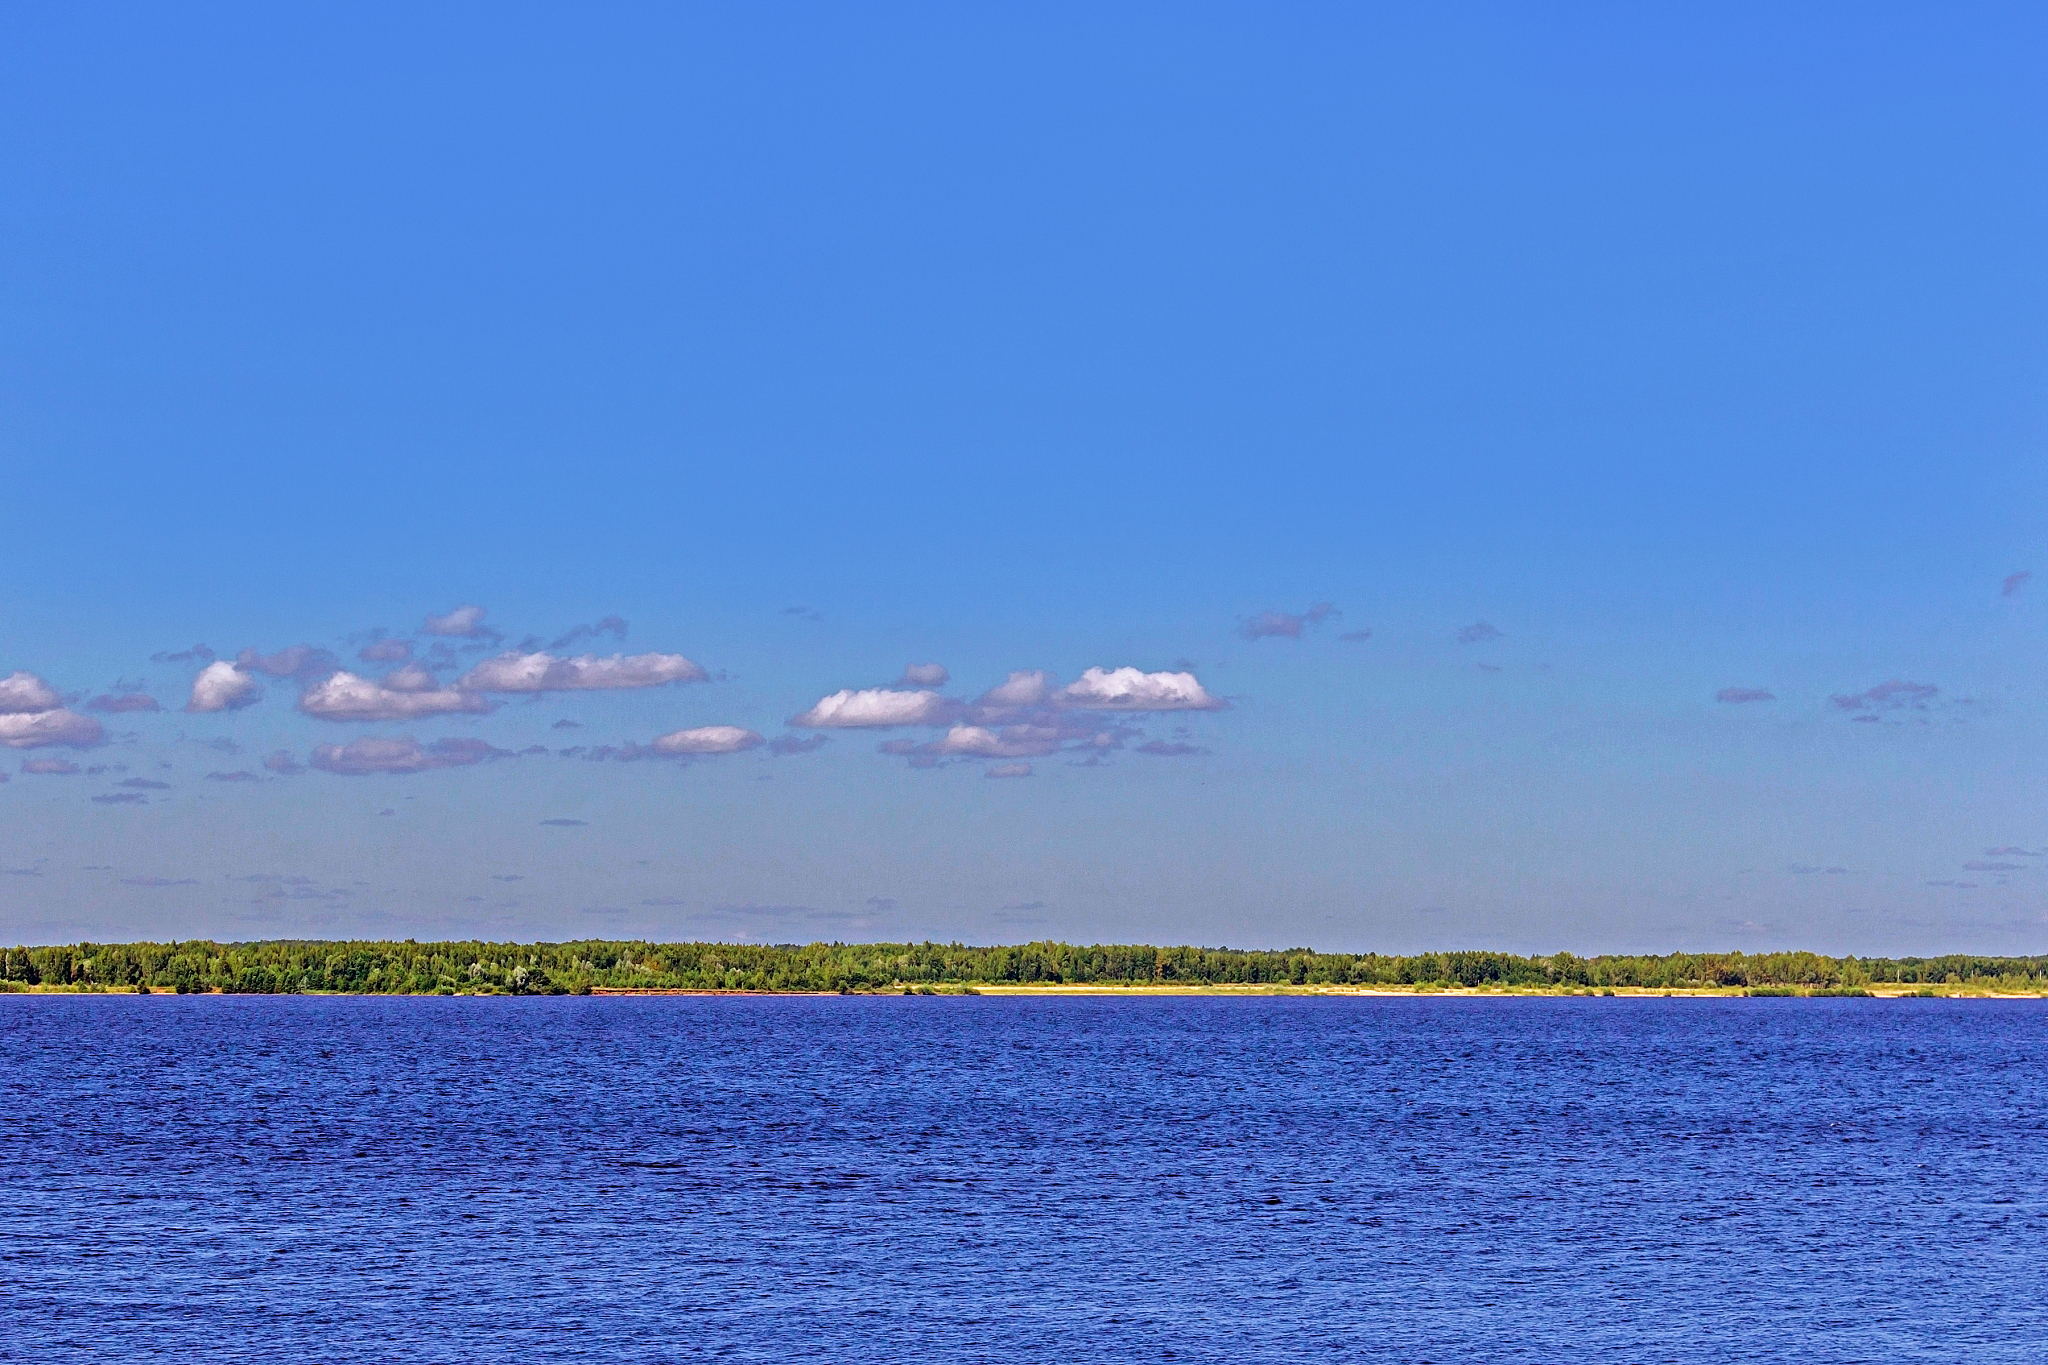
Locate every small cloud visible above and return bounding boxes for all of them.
[1457,622,1503,644]
[792,687,955,728]
[550,615,629,650]
[1963,861,2024,872]
[86,693,162,713]
[119,778,170,790]
[1056,667,1221,712]
[1474,663,1502,673]
[1002,900,1046,912]
[299,671,493,722]
[2002,570,2031,597]
[186,661,261,713]
[866,896,898,910]
[1240,603,1338,641]
[236,645,340,681]
[782,606,825,622]
[1338,629,1373,642]
[358,637,414,663]
[1789,864,1849,875]
[985,762,1033,778]
[93,792,148,805]
[423,604,494,639]
[0,708,106,750]
[493,874,525,882]
[458,651,706,693]
[1715,687,1775,704]
[121,876,198,887]
[22,757,80,775]
[206,770,261,783]
[1985,847,2041,857]
[309,736,513,776]
[1926,880,1980,889]
[900,663,950,686]
[1831,680,1938,712]
[768,733,830,755]
[151,644,214,664]
[379,808,396,817]
[262,750,304,776]
[551,719,583,730]
[1135,740,1207,757]
[650,726,764,756]
[540,818,588,827]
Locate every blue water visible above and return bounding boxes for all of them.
[4,996,2045,1362]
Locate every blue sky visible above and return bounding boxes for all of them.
[4,4,2046,954]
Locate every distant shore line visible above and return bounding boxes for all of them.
[5,938,2045,998]
[5,983,2043,999]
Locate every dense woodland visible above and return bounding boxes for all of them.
[2,939,2045,994]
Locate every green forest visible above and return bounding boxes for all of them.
[2,938,2044,995]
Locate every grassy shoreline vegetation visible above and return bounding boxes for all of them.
[2,940,2046,997]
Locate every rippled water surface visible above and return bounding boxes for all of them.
[4,995,2045,1362]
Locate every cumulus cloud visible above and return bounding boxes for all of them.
[93,792,147,805]
[378,663,448,693]
[423,604,493,638]
[1241,602,1337,640]
[792,687,955,728]
[207,770,262,783]
[2003,571,2032,597]
[976,671,1053,710]
[262,750,304,776]
[358,637,413,663]
[0,672,63,714]
[650,725,764,756]
[1716,687,1776,704]
[1457,621,1503,644]
[457,651,707,692]
[985,762,1033,779]
[310,736,511,776]
[925,724,1062,759]
[1055,667,1222,712]
[550,615,629,650]
[1830,680,1938,712]
[768,733,830,755]
[900,663,950,686]
[236,645,340,681]
[151,644,214,664]
[0,709,106,750]
[87,693,161,713]
[187,662,261,713]
[298,671,494,722]
[22,757,80,775]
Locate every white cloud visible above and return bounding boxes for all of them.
[985,762,1033,779]
[423,604,491,637]
[235,645,339,680]
[977,670,1052,709]
[0,672,63,715]
[650,725,764,756]
[457,651,708,692]
[0,709,106,750]
[792,687,954,728]
[310,736,506,775]
[379,663,445,693]
[186,662,262,713]
[298,671,494,722]
[927,724,1062,759]
[900,662,950,686]
[1055,666,1221,712]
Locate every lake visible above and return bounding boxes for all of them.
[4,995,2043,1361]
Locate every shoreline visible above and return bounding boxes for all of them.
[5,983,2043,999]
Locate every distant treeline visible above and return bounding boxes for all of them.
[3,940,2046,995]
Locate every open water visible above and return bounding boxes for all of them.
[3,994,2045,1362]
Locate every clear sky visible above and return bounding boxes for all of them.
[4,4,2046,955]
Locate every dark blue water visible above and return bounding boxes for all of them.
[4,996,2045,1362]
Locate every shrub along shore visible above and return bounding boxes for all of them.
[3,940,2045,996]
